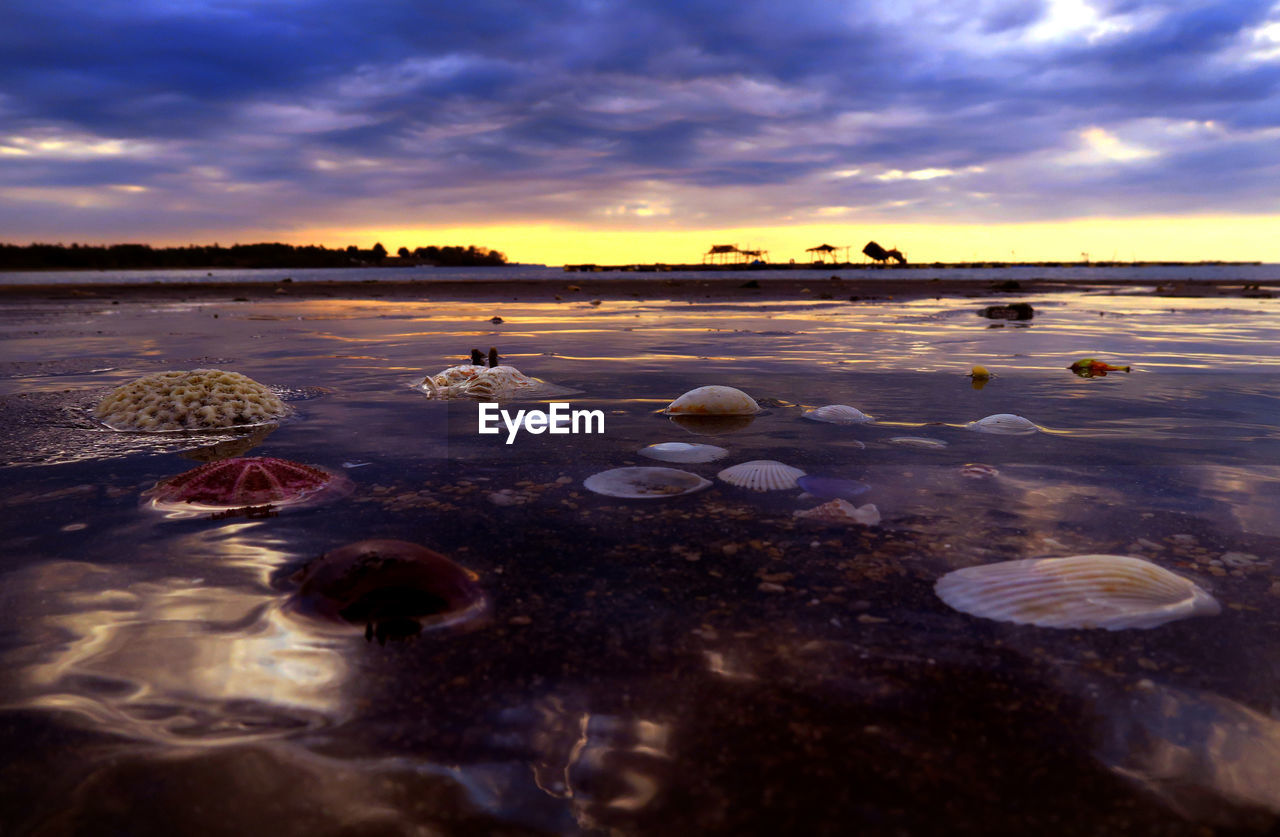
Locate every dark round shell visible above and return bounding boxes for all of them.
[287,539,485,632]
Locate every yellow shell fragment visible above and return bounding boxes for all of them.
[935,554,1220,630]
[95,369,288,431]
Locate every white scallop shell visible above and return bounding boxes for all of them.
[888,436,948,449]
[583,466,712,499]
[638,442,729,464]
[664,385,760,416]
[803,405,873,425]
[717,460,805,492]
[965,413,1039,435]
[935,554,1220,630]
[794,499,880,526]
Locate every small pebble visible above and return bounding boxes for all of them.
[488,491,522,506]
[758,582,786,594]
[1221,551,1260,567]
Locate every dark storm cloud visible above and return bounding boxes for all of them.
[1,0,1278,237]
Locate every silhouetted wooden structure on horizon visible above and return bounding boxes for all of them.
[863,241,907,265]
[704,244,740,265]
[704,244,769,265]
[806,243,842,264]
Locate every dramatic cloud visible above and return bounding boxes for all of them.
[1,0,1277,242]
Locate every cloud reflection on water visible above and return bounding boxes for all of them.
[3,532,350,746]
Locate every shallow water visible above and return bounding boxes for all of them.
[2,290,1280,834]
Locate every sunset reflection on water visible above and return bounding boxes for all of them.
[2,288,1280,833]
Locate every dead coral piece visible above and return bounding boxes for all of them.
[95,369,288,431]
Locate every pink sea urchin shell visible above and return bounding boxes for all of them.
[148,456,353,512]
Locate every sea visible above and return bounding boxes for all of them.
[1,262,1279,285]
[1,282,1280,834]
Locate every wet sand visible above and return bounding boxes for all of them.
[1,274,1275,304]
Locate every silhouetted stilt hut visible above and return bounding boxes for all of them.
[704,244,740,265]
[806,244,840,264]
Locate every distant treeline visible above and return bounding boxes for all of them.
[0,241,508,270]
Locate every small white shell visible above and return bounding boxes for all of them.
[794,499,880,526]
[959,463,1000,479]
[664,385,760,416]
[935,554,1221,630]
[803,405,873,425]
[583,466,712,499]
[965,413,1039,435]
[888,436,948,449]
[638,442,729,464]
[717,460,805,491]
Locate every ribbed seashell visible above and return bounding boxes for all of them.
[794,499,880,526]
[965,413,1039,435]
[959,463,1000,479]
[664,386,760,416]
[638,442,729,464]
[583,467,712,499]
[888,436,948,449]
[717,460,805,492]
[803,405,873,425]
[935,555,1221,630]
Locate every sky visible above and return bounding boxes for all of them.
[1,0,1278,265]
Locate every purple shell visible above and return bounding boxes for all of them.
[796,475,870,501]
